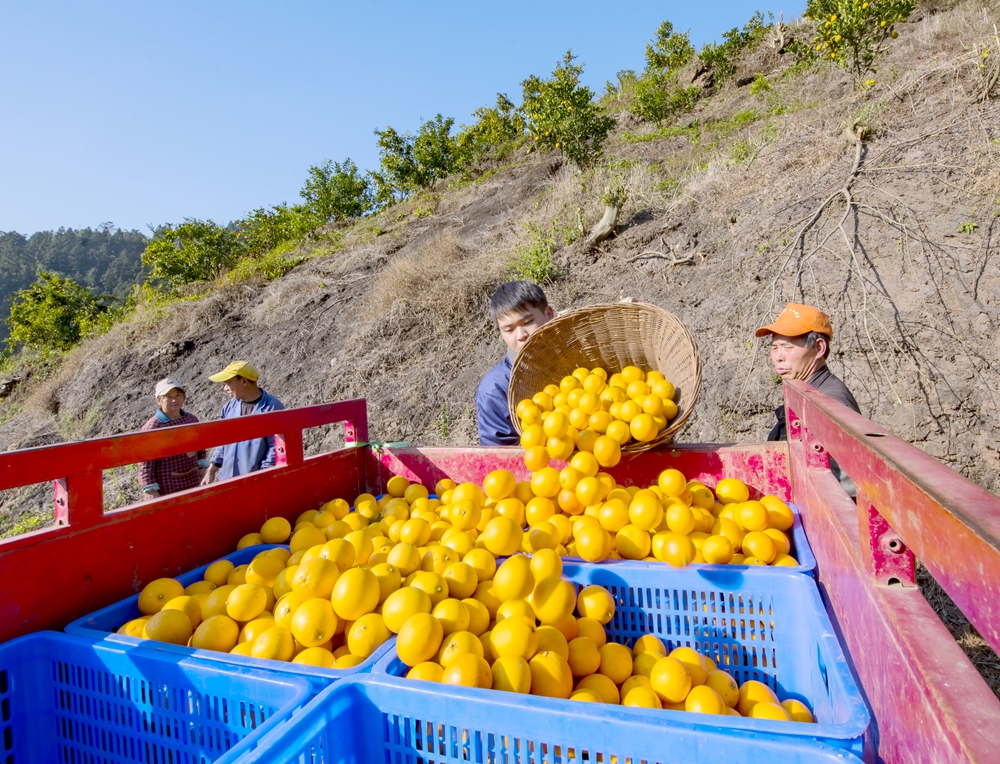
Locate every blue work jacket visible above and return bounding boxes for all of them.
[210,389,285,479]
[475,353,519,446]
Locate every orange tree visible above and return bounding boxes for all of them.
[522,51,616,168]
[806,0,916,83]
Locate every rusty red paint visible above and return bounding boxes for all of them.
[858,496,916,586]
[784,381,1000,655]
[786,382,1000,764]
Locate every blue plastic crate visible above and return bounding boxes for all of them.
[65,545,392,688]
[242,675,866,764]
[375,560,869,756]
[0,631,311,764]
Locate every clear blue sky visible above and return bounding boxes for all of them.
[0,1,803,235]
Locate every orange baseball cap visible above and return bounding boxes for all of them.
[755,303,833,339]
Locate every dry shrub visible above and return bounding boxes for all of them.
[368,230,504,333]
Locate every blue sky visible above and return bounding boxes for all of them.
[0,1,803,235]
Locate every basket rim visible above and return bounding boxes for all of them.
[507,302,702,452]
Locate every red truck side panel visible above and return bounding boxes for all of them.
[785,381,1000,764]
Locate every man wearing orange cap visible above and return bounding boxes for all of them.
[756,303,860,494]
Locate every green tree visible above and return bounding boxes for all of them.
[237,204,316,260]
[631,74,700,123]
[699,11,774,83]
[6,270,116,354]
[645,21,694,73]
[300,158,374,222]
[141,219,240,287]
[371,115,458,203]
[805,0,915,82]
[455,94,527,170]
[522,51,617,167]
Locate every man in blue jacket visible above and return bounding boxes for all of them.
[475,281,553,446]
[201,361,285,484]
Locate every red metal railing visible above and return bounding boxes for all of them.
[0,399,369,641]
[785,380,1000,764]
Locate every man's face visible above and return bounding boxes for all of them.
[769,333,824,381]
[222,377,249,400]
[497,305,554,353]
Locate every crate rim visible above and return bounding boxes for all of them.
[247,673,868,764]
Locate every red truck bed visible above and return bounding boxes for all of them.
[0,382,997,763]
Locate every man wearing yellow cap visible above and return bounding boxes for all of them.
[201,361,285,485]
[756,304,860,494]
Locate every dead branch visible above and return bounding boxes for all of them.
[628,251,698,265]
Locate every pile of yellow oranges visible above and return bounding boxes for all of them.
[122,462,800,668]
[510,365,800,567]
[515,365,679,465]
[391,552,812,721]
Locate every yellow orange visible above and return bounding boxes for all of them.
[706,669,740,708]
[163,595,202,629]
[227,584,267,622]
[251,626,295,662]
[529,651,573,698]
[575,672,620,704]
[138,578,184,615]
[442,653,493,689]
[649,656,692,704]
[290,599,339,648]
[623,686,663,708]
[492,655,532,693]
[143,609,193,645]
[192,615,239,652]
[598,642,633,685]
[382,586,432,633]
[406,662,444,682]
[347,612,391,658]
[742,531,778,564]
[738,679,780,716]
[331,567,380,620]
[686,685,726,714]
[657,469,687,498]
[292,558,339,599]
[438,630,484,668]
[761,496,795,531]
[738,501,770,532]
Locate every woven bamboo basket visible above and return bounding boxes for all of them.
[508,303,702,452]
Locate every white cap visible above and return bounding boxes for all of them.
[154,378,185,398]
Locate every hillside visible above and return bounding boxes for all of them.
[3,0,995,482]
[0,0,997,693]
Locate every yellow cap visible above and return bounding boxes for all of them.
[209,361,259,383]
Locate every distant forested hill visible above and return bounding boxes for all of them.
[0,225,148,338]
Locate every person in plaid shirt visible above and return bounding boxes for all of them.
[138,378,208,500]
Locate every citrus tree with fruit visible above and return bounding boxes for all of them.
[805,0,916,82]
[522,51,616,168]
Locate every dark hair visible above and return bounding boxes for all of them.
[489,281,549,323]
[803,331,831,359]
